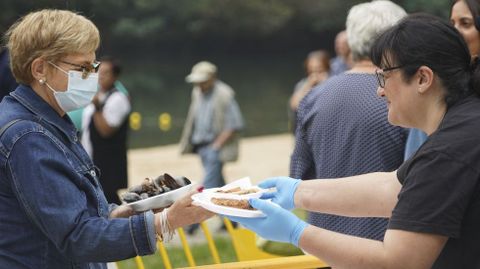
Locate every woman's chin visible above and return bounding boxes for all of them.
[387,114,400,127]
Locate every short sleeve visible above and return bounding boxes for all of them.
[390,150,478,238]
[102,92,131,127]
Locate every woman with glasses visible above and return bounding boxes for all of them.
[227,14,480,269]
[0,10,212,268]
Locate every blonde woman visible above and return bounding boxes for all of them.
[0,10,212,268]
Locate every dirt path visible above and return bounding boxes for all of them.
[128,133,294,187]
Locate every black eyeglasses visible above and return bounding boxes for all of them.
[375,65,404,88]
[58,60,101,79]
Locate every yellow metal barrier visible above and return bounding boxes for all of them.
[223,218,279,261]
[158,240,173,269]
[117,219,329,269]
[178,255,328,269]
[178,227,196,267]
[133,256,145,269]
[200,222,221,264]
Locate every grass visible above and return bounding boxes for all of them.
[117,236,237,269]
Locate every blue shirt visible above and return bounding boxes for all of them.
[329,56,350,77]
[0,85,156,268]
[291,73,407,240]
[404,128,428,160]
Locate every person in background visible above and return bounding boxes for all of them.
[290,0,407,242]
[289,50,330,132]
[81,56,130,205]
[0,10,213,268]
[229,13,480,269]
[405,0,480,160]
[452,0,480,58]
[0,48,18,100]
[329,30,351,76]
[180,61,244,234]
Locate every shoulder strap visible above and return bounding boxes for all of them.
[0,119,23,138]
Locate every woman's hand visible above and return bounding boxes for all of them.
[166,189,215,229]
[109,205,135,219]
[259,176,301,210]
[228,198,308,246]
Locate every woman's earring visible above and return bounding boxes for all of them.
[39,79,45,85]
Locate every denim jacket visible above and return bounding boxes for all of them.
[0,85,156,269]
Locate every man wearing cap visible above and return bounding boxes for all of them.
[180,60,244,190]
[180,62,243,234]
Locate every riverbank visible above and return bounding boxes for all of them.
[128,133,294,187]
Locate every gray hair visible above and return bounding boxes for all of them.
[346,0,407,62]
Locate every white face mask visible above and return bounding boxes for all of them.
[46,62,99,112]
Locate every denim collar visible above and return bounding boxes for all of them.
[10,84,78,143]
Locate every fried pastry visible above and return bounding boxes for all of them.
[211,198,254,210]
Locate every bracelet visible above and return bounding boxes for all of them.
[154,213,163,241]
[155,208,175,242]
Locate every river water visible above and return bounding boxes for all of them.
[122,52,305,148]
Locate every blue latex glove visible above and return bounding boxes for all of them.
[227,198,308,246]
[258,176,300,210]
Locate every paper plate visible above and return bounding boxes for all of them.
[192,192,265,218]
[203,177,268,199]
[127,184,196,212]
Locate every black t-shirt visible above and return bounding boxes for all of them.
[392,96,480,269]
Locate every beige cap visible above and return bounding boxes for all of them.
[185,61,217,83]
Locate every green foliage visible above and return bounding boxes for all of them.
[398,0,451,18]
[1,0,452,51]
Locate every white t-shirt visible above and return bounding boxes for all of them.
[81,90,131,157]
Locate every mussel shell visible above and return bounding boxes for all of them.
[163,173,182,189]
[150,189,162,196]
[152,175,164,190]
[140,193,149,199]
[122,192,141,203]
[128,185,143,194]
[175,176,191,186]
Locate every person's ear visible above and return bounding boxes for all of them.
[417,66,434,94]
[31,58,48,83]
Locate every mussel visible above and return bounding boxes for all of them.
[121,173,191,204]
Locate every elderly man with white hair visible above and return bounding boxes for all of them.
[287,0,408,241]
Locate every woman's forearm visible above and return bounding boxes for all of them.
[299,225,446,269]
[295,171,400,218]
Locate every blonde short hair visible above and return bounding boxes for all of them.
[5,9,100,84]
